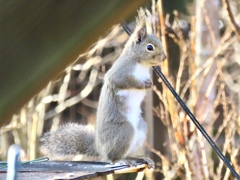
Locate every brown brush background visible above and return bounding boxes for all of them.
[1,0,240,179]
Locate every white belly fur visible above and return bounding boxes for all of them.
[117,63,150,157]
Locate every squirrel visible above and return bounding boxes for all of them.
[41,9,166,167]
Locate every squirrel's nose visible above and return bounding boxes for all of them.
[162,53,167,61]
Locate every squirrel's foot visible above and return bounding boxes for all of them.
[114,159,138,167]
[114,158,155,169]
[141,158,155,169]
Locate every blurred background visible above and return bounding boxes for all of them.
[0,0,240,179]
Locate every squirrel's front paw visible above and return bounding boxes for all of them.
[144,79,152,89]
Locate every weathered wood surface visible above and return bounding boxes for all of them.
[0,160,148,179]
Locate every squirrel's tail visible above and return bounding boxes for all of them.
[40,123,98,158]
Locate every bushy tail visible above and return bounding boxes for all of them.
[40,123,98,158]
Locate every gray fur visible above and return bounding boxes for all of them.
[41,8,166,163]
[95,13,166,162]
[40,123,98,157]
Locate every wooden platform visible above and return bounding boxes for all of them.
[0,159,149,179]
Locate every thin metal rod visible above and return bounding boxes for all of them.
[152,66,240,179]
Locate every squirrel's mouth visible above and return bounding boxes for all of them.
[149,61,159,65]
[150,53,167,65]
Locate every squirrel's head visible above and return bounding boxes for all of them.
[123,8,166,66]
[130,27,166,66]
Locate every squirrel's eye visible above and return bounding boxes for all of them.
[147,44,154,51]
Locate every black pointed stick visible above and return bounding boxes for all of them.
[153,66,240,179]
[121,21,133,36]
[121,22,240,179]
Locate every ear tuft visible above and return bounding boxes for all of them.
[136,27,146,44]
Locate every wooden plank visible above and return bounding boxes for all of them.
[0,160,149,179]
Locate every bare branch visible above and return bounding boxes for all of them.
[222,0,240,39]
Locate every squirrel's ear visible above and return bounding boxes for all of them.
[136,27,146,44]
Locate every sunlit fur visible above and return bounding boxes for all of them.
[41,8,166,163]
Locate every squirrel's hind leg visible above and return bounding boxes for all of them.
[97,121,134,162]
